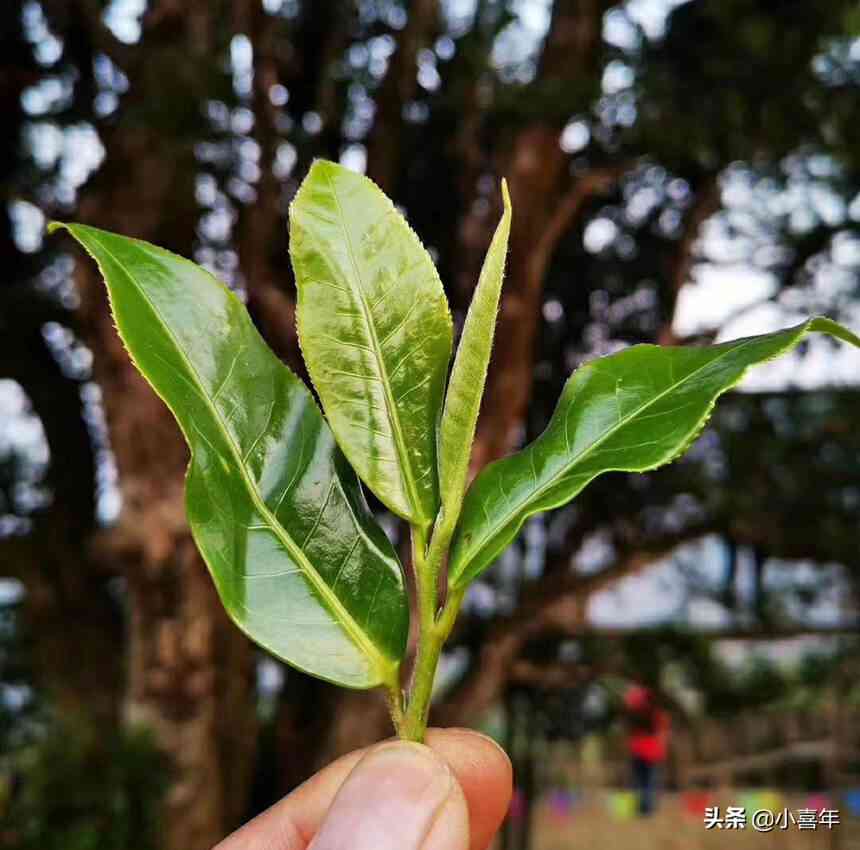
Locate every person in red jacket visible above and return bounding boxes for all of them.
[624,685,669,816]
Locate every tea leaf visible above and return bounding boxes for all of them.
[291,160,452,527]
[437,180,511,533]
[449,318,860,588]
[52,223,409,689]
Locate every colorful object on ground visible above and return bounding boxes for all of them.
[740,791,757,813]
[756,791,784,813]
[546,787,582,821]
[681,790,713,818]
[843,789,860,817]
[806,793,831,812]
[608,790,638,821]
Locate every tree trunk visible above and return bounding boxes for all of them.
[124,537,257,846]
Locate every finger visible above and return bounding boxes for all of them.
[426,729,513,850]
[308,741,469,850]
[214,728,512,850]
[287,729,511,850]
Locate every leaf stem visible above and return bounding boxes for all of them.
[394,507,469,741]
[385,674,405,731]
[398,524,435,739]
[399,572,465,742]
[412,525,436,634]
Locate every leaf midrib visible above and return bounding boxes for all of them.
[87,228,395,681]
[454,335,766,574]
[321,168,427,526]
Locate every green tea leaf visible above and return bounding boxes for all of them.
[290,160,452,527]
[449,317,860,589]
[437,180,511,534]
[51,223,408,689]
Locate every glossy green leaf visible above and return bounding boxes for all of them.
[437,180,512,532]
[449,317,860,589]
[290,160,453,527]
[51,222,408,690]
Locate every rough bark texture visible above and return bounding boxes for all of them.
[123,536,257,843]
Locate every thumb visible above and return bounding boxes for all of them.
[308,741,469,850]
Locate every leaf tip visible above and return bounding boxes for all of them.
[500,178,511,214]
[47,220,68,236]
[308,156,361,182]
[308,156,336,174]
[809,315,860,350]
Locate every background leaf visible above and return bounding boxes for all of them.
[448,317,860,589]
[437,180,511,532]
[291,160,452,527]
[52,223,409,689]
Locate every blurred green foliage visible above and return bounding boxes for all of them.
[1,722,168,850]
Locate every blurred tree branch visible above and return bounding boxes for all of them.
[469,0,623,470]
[366,0,439,192]
[234,0,301,370]
[660,173,722,344]
[437,526,714,725]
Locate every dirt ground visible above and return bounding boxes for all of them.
[515,792,860,850]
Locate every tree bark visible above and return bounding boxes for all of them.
[123,536,256,845]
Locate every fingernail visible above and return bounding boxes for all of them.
[309,742,453,850]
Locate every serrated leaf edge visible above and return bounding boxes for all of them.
[438,178,511,517]
[53,221,400,688]
[290,159,452,527]
[450,317,858,588]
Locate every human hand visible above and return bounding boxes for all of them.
[215,728,513,850]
